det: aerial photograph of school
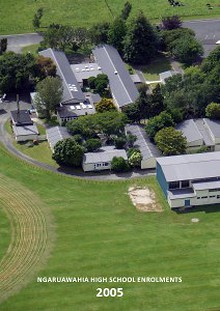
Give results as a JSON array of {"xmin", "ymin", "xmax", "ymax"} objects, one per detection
[{"xmin": 1, "ymin": 0, "xmax": 220, "ymax": 310}]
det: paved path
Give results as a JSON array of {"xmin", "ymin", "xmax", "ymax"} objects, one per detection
[
  {"xmin": 183, "ymin": 19, "xmax": 220, "ymax": 57},
  {"xmin": 0, "ymin": 33, "xmax": 43, "ymax": 53}
]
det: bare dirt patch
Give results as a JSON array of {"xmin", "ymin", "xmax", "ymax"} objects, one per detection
[{"xmin": 128, "ymin": 186, "xmax": 162, "ymax": 212}]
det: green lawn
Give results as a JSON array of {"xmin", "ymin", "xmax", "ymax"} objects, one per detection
[
  {"xmin": 0, "ymin": 207, "xmax": 11, "ymax": 262},
  {"xmin": 1, "ymin": 0, "xmax": 220, "ymax": 35},
  {"xmin": 21, "ymin": 43, "xmax": 40, "ymax": 55},
  {"xmin": 0, "ymin": 145, "xmax": 220, "ymax": 310},
  {"xmin": 136, "ymin": 56, "xmax": 172, "ymax": 81}
]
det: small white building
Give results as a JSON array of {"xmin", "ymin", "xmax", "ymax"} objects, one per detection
[
  {"xmin": 126, "ymin": 124, "xmax": 161, "ymax": 169},
  {"xmin": 46, "ymin": 126, "xmax": 71, "ymax": 151},
  {"xmin": 82, "ymin": 146, "xmax": 128, "ymax": 172}
]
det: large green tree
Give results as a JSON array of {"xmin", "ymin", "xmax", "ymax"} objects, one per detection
[
  {"xmin": 145, "ymin": 111, "xmax": 175, "ymax": 140},
  {"xmin": 155, "ymin": 127, "xmax": 187, "ymax": 156},
  {"xmin": 53, "ymin": 138, "xmax": 84, "ymax": 167},
  {"xmin": 35, "ymin": 76, "xmax": 63, "ymax": 120},
  {"xmin": 0, "ymin": 52, "xmax": 35, "ymax": 93},
  {"xmin": 205, "ymin": 102, "xmax": 220, "ymax": 119},
  {"xmin": 95, "ymin": 98, "xmax": 116, "ymax": 113},
  {"xmin": 123, "ymin": 11, "xmax": 158, "ymax": 64},
  {"xmin": 108, "ymin": 17, "xmax": 126, "ymax": 54}
]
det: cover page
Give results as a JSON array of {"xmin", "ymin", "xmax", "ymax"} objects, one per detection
[{"xmin": 0, "ymin": 1, "xmax": 220, "ymax": 310}]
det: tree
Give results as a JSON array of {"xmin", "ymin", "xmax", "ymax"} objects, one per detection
[
  {"xmin": 161, "ymin": 15, "xmax": 182, "ymax": 30},
  {"xmin": 88, "ymin": 74, "xmax": 109, "ymax": 96},
  {"xmin": 94, "ymin": 74, "xmax": 109, "ymax": 96},
  {"xmin": 145, "ymin": 111, "xmax": 175, "ymax": 140},
  {"xmin": 202, "ymin": 46, "xmax": 220, "ymax": 72},
  {"xmin": 128, "ymin": 150, "xmax": 142, "ymax": 168},
  {"xmin": 34, "ymin": 55, "xmax": 56, "ymax": 80},
  {"xmin": 0, "ymin": 52, "xmax": 36, "ymax": 94},
  {"xmin": 171, "ymin": 36, "xmax": 203, "ymax": 65},
  {"xmin": 84, "ymin": 138, "xmax": 102, "ymax": 152},
  {"xmin": 123, "ymin": 11, "xmax": 158, "ymax": 64},
  {"xmin": 0, "ymin": 38, "xmax": 7, "ymax": 54},
  {"xmin": 108, "ymin": 17, "xmax": 126, "ymax": 54},
  {"xmin": 155, "ymin": 127, "xmax": 187, "ymax": 156},
  {"xmin": 161, "ymin": 28, "xmax": 195, "ymax": 52},
  {"xmin": 95, "ymin": 98, "xmax": 116, "ymax": 113},
  {"xmin": 32, "ymin": 7, "xmax": 44, "ymax": 29},
  {"xmin": 111, "ymin": 156, "xmax": 130, "ymax": 172},
  {"xmin": 53, "ymin": 138, "xmax": 84, "ymax": 167},
  {"xmin": 205, "ymin": 102, "xmax": 220, "ymax": 119},
  {"xmin": 114, "ymin": 136, "xmax": 127, "ymax": 149},
  {"xmin": 89, "ymin": 22, "xmax": 110, "ymax": 45},
  {"xmin": 41, "ymin": 24, "xmax": 89, "ymax": 52},
  {"xmin": 120, "ymin": 1, "xmax": 132, "ymax": 20},
  {"xmin": 35, "ymin": 76, "xmax": 63, "ymax": 120},
  {"xmin": 122, "ymin": 103, "xmax": 141, "ymax": 123}
]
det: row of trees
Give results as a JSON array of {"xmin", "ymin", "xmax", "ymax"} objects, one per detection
[{"xmin": 0, "ymin": 52, "xmax": 56, "ymax": 95}]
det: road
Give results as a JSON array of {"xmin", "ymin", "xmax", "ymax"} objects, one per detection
[
  {"xmin": 183, "ymin": 19, "xmax": 220, "ymax": 57},
  {"xmin": 0, "ymin": 33, "xmax": 43, "ymax": 53}
]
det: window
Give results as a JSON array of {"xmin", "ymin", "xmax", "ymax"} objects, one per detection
[
  {"xmin": 201, "ymin": 196, "xmax": 208, "ymax": 199},
  {"xmin": 209, "ymin": 188, "xmax": 220, "ymax": 192},
  {"xmin": 169, "ymin": 181, "xmax": 180, "ymax": 190},
  {"xmin": 197, "ymin": 197, "xmax": 200, "ymax": 199},
  {"xmin": 181, "ymin": 180, "xmax": 189, "ymax": 188},
  {"xmin": 97, "ymin": 163, "xmax": 102, "ymax": 167},
  {"xmin": 209, "ymin": 195, "xmax": 216, "ymax": 198},
  {"xmin": 104, "ymin": 162, "xmax": 109, "ymax": 166},
  {"xmin": 217, "ymin": 195, "xmax": 220, "ymax": 199}
]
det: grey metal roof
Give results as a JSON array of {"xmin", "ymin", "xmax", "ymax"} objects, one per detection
[
  {"xmin": 203, "ymin": 118, "xmax": 220, "ymax": 139},
  {"xmin": 157, "ymin": 151, "xmax": 220, "ymax": 182},
  {"xmin": 10, "ymin": 110, "xmax": 33, "ymax": 126},
  {"xmin": 176, "ymin": 119, "xmax": 203, "ymax": 143},
  {"xmin": 39, "ymin": 49, "xmax": 85, "ymax": 103},
  {"xmin": 126, "ymin": 124, "xmax": 160, "ymax": 161},
  {"xmin": 57, "ymin": 100, "xmax": 96, "ymax": 118},
  {"xmin": 46, "ymin": 126, "xmax": 71, "ymax": 150},
  {"xmin": 83, "ymin": 146, "xmax": 127, "ymax": 164},
  {"xmin": 192, "ymin": 180, "xmax": 220, "ymax": 191},
  {"xmin": 93, "ymin": 45, "xmax": 139, "ymax": 108},
  {"xmin": 194, "ymin": 119, "xmax": 214, "ymax": 146},
  {"xmin": 13, "ymin": 124, "xmax": 38, "ymax": 136},
  {"xmin": 130, "ymin": 74, "xmax": 142, "ymax": 84},
  {"xmin": 70, "ymin": 63, "xmax": 102, "ymax": 83},
  {"xmin": 168, "ymin": 188, "xmax": 196, "ymax": 199}
]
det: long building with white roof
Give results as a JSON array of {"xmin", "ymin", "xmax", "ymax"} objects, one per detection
[{"xmin": 156, "ymin": 151, "xmax": 220, "ymax": 209}]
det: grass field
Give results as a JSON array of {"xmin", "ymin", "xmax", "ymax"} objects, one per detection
[
  {"xmin": 0, "ymin": 144, "xmax": 220, "ymax": 310},
  {"xmin": 0, "ymin": 208, "xmax": 10, "ymax": 262},
  {"xmin": 135, "ymin": 56, "xmax": 172, "ymax": 81},
  {"xmin": 1, "ymin": 0, "xmax": 220, "ymax": 35}
]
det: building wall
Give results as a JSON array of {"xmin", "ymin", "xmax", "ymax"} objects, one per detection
[
  {"xmin": 15, "ymin": 134, "xmax": 38, "ymax": 142},
  {"xmin": 82, "ymin": 161, "xmax": 111, "ymax": 172},
  {"xmin": 168, "ymin": 188, "xmax": 220, "ymax": 208},
  {"xmin": 187, "ymin": 139, "xmax": 203, "ymax": 148},
  {"xmin": 215, "ymin": 144, "xmax": 220, "ymax": 151},
  {"xmin": 141, "ymin": 157, "xmax": 156, "ymax": 169},
  {"xmin": 156, "ymin": 163, "xmax": 168, "ymax": 198}
]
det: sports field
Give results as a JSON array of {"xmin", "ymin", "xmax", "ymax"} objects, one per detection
[
  {"xmin": 1, "ymin": 0, "xmax": 220, "ymax": 34},
  {"xmin": 0, "ymin": 144, "xmax": 220, "ymax": 310}
]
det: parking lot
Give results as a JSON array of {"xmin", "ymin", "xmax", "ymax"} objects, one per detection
[{"xmin": 183, "ymin": 19, "xmax": 220, "ymax": 57}]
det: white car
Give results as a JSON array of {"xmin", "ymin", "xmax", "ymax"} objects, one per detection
[{"xmin": 216, "ymin": 40, "xmax": 220, "ymax": 45}]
